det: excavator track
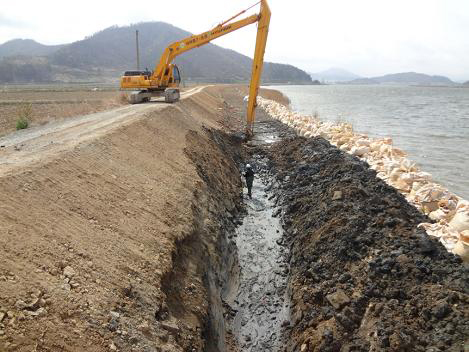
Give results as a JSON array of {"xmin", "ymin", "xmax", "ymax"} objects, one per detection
[{"xmin": 129, "ymin": 89, "xmax": 180, "ymax": 104}]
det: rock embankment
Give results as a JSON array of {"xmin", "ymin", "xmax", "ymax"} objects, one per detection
[
  {"xmin": 256, "ymin": 97, "xmax": 469, "ymax": 260},
  {"xmin": 265, "ymin": 136, "xmax": 468, "ymax": 351}
]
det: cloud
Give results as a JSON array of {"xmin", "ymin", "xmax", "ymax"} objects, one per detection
[
  {"xmin": 0, "ymin": 0, "xmax": 468, "ymax": 80},
  {"xmin": 0, "ymin": 14, "xmax": 30, "ymax": 28}
]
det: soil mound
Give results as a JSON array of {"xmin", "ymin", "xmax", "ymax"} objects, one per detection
[{"xmin": 266, "ymin": 136, "xmax": 468, "ymax": 351}]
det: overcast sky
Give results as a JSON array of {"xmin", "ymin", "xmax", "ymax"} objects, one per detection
[{"xmin": 1, "ymin": 0, "xmax": 468, "ymax": 81}]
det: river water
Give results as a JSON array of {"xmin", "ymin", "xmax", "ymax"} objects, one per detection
[{"xmin": 270, "ymin": 85, "xmax": 469, "ymax": 200}]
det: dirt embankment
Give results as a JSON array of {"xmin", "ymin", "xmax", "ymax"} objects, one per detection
[
  {"xmin": 0, "ymin": 86, "xmax": 249, "ymax": 351},
  {"xmin": 264, "ymin": 136, "xmax": 468, "ymax": 351}
]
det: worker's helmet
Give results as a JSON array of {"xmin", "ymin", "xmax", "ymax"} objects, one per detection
[{"xmin": 246, "ymin": 164, "xmax": 252, "ymax": 169}]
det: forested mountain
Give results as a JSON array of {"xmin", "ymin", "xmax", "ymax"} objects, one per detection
[
  {"xmin": 0, "ymin": 22, "xmax": 311, "ymax": 84},
  {"xmin": 0, "ymin": 39, "xmax": 64, "ymax": 58}
]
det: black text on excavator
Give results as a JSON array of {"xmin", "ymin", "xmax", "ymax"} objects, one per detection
[{"xmin": 119, "ymin": 1, "xmax": 271, "ymax": 135}]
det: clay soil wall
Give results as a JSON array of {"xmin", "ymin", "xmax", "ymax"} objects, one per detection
[{"xmin": 0, "ymin": 86, "xmax": 245, "ymax": 351}]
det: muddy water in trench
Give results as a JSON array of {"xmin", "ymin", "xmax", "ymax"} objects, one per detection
[{"xmin": 231, "ymin": 121, "xmax": 290, "ymax": 351}]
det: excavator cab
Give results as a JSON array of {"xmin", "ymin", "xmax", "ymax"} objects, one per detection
[
  {"xmin": 120, "ymin": 71, "xmax": 153, "ymax": 89},
  {"xmin": 120, "ymin": 64, "xmax": 181, "ymax": 104},
  {"xmin": 165, "ymin": 65, "xmax": 181, "ymax": 86},
  {"xmin": 171, "ymin": 65, "xmax": 181, "ymax": 85}
]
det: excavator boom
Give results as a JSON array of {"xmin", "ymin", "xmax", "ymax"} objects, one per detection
[
  {"xmin": 153, "ymin": 13, "xmax": 259, "ymax": 83},
  {"xmin": 246, "ymin": 0, "xmax": 271, "ymax": 135},
  {"xmin": 120, "ymin": 1, "xmax": 271, "ymax": 135}
]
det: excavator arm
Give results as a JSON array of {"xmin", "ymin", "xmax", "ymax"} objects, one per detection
[{"xmin": 153, "ymin": 14, "xmax": 259, "ymax": 84}]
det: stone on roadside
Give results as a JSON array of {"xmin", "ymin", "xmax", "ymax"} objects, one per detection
[
  {"xmin": 36, "ymin": 307, "xmax": 47, "ymax": 316},
  {"xmin": 15, "ymin": 300, "xmax": 27, "ymax": 310},
  {"xmin": 332, "ymin": 190, "xmax": 343, "ymax": 200},
  {"xmin": 108, "ymin": 318, "xmax": 118, "ymax": 332},
  {"xmin": 138, "ymin": 321, "xmax": 151, "ymax": 335},
  {"xmin": 432, "ymin": 301, "xmax": 451, "ymax": 319},
  {"xmin": 160, "ymin": 320, "xmax": 179, "ymax": 334},
  {"xmin": 326, "ymin": 289, "xmax": 350, "ymax": 310},
  {"xmin": 28, "ymin": 297, "xmax": 41, "ymax": 310},
  {"xmin": 63, "ymin": 266, "xmax": 76, "ymax": 278},
  {"xmin": 110, "ymin": 311, "xmax": 120, "ymax": 319},
  {"xmin": 27, "ymin": 307, "xmax": 47, "ymax": 317}
]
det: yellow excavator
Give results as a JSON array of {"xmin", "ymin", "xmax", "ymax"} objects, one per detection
[{"xmin": 120, "ymin": 0, "xmax": 271, "ymax": 135}]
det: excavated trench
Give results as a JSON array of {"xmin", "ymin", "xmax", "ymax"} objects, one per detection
[
  {"xmin": 230, "ymin": 166, "xmax": 289, "ymax": 350},
  {"xmin": 226, "ymin": 121, "xmax": 293, "ymax": 351},
  {"xmin": 158, "ymin": 104, "xmax": 467, "ymax": 352},
  {"xmin": 158, "ymin": 120, "xmax": 295, "ymax": 351},
  {"xmin": 196, "ymin": 121, "xmax": 294, "ymax": 351}
]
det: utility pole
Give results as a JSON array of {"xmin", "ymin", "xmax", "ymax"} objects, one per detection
[{"xmin": 136, "ymin": 30, "xmax": 140, "ymax": 71}]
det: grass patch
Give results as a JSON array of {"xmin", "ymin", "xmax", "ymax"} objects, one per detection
[
  {"xmin": 16, "ymin": 118, "xmax": 29, "ymax": 130},
  {"xmin": 16, "ymin": 103, "xmax": 32, "ymax": 130}
]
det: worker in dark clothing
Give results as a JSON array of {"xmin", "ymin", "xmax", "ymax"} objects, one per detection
[{"xmin": 243, "ymin": 164, "xmax": 255, "ymax": 198}]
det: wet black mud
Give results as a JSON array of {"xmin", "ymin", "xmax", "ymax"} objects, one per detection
[
  {"xmin": 264, "ymin": 136, "xmax": 469, "ymax": 352},
  {"xmin": 226, "ymin": 120, "xmax": 294, "ymax": 351},
  {"xmin": 231, "ymin": 163, "xmax": 289, "ymax": 350}
]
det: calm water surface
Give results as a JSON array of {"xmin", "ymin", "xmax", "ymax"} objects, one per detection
[{"xmin": 271, "ymin": 85, "xmax": 469, "ymax": 199}]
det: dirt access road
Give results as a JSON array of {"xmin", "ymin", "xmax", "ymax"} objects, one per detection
[
  {"xmin": 0, "ymin": 86, "xmax": 207, "ymax": 176},
  {"xmin": 0, "ymin": 90, "xmax": 128, "ymax": 138}
]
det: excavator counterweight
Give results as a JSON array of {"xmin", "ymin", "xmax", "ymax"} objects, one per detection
[{"xmin": 119, "ymin": 1, "xmax": 270, "ymax": 135}]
